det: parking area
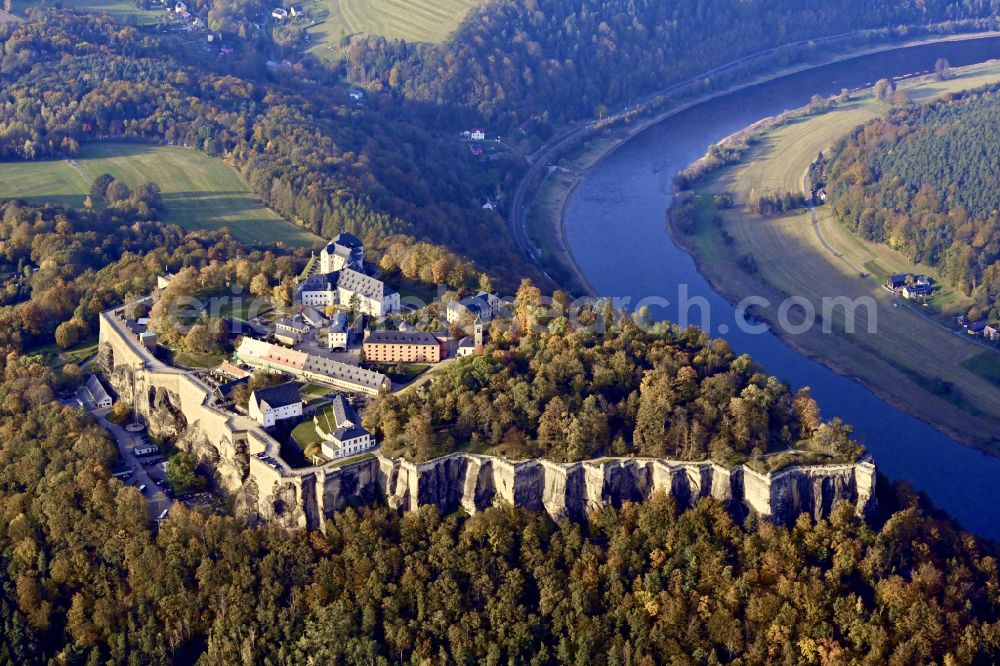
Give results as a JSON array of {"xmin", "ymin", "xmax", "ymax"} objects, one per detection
[{"xmin": 95, "ymin": 409, "xmax": 174, "ymax": 521}]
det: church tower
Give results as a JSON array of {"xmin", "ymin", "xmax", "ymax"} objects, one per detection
[{"xmin": 473, "ymin": 315, "xmax": 484, "ymax": 354}]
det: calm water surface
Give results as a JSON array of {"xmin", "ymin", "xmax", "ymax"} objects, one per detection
[{"xmin": 565, "ymin": 37, "xmax": 1000, "ymax": 538}]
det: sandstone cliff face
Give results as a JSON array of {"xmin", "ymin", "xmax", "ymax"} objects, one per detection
[{"xmin": 357, "ymin": 454, "xmax": 875, "ymax": 527}]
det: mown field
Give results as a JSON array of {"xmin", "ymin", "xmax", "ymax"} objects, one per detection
[
  {"xmin": 0, "ymin": 143, "xmax": 320, "ymax": 247},
  {"xmin": 307, "ymin": 0, "xmax": 483, "ymax": 54},
  {"xmin": 688, "ymin": 61, "xmax": 1000, "ymax": 449},
  {"xmin": 20, "ymin": 0, "xmax": 160, "ymax": 22}
]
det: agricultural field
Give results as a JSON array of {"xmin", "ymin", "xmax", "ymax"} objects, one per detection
[
  {"xmin": 0, "ymin": 143, "xmax": 321, "ymax": 247},
  {"xmin": 19, "ymin": 0, "xmax": 161, "ymax": 23},
  {"xmin": 306, "ymin": 0, "xmax": 484, "ymax": 56},
  {"xmin": 685, "ymin": 61, "xmax": 1000, "ymax": 450}
]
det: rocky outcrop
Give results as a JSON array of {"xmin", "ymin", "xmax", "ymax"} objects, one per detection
[
  {"xmin": 99, "ymin": 311, "xmax": 877, "ymax": 532},
  {"xmin": 362, "ymin": 454, "xmax": 876, "ymax": 527}
]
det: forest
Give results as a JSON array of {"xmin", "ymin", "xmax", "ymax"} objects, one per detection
[
  {"xmin": 0, "ymin": 12, "xmax": 535, "ymax": 286},
  {"xmin": 344, "ymin": 0, "xmax": 998, "ymax": 129},
  {"xmin": 1, "ymin": 350, "xmax": 999, "ymax": 663},
  {"xmin": 826, "ymin": 84, "xmax": 1000, "ymax": 319},
  {"xmin": 6, "ymin": 3, "xmax": 1000, "ymax": 663},
  {"xmin": 366, "ymin": 281, "xmax": 860, "ymax": 465}
]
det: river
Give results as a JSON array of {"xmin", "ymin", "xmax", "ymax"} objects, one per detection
[{"xmin": 563, "ymin": 36, "xmax": 1000, "ymax": 539}]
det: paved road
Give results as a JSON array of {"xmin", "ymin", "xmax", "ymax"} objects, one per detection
[{"xmin": 94, "ymin": 408, "xmax": 174, "ymax": 521}]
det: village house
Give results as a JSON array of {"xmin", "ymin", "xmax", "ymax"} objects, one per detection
[
  {"xmin": 337, "ymin": 269, "xmax": 399, "ymax": 317},
  {"xmin": 300, "ymin": 270, "xmax": 399, "ymax": 317},
  {"xmin": 249, "ymin": 382, "xmax": 302, "ymax": 428},
  {"xmin": 298, "ymin": 271, "xmax": 339, "ymax": 308},
  {"xmin": 469, "ymin": 129, "xmax": 486, "ymax": 141},
  {"xmin": 984, "ymin": 324, "xmax": 1000, "ymax": 342},
  {"xmin": 968, "ymin": 320, "xmax": 988, "ymax": 336},
  {"xmin": 271, "ymin": 7, "xmax": 288, "ymax": 19},
  {"xmin": 456, "ymin": 337, "xmax": 476, "ymax": 357},
  {"xmin": 217, "ymin": 360, "xmax": 250, "ymax": 380},
  {"xmin": 363, "ymin": 330, "xmax": 444, "ymax": 364},
  {"xmin": 902, "ymin": 282, "xmax": 932, "ymax": 300},
  {"xmin": 457, "ymin": 316, "xmax": 486, "ymax": 357},
  {"xmin": 318, "ymin": 395, "xmax": 374, "ymax": 459},
  {"xmin": 884, "ymin": 273, "xmax": 930, "ymax": 295}
]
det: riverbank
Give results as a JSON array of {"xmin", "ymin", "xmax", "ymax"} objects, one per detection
[
  {"xmin": 527, "ymin": 29, "xmax": 1000, "ymax": 296},
  {"xmin": 665, "ymin": 62, "xmax": 1000, "ymax": 453}
]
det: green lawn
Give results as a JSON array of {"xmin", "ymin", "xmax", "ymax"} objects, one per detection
[
  {"xmin": 307, "ymin": 0, "xmax": 484, "ymax": 57},
  {"xmin": 292, "ymin": 419, "xmax": 322, "ymax": 448},
  {"xmin": 313, "ymin": 403, "xmax": 343, "ymax": 435},
  {"xmin": 326, "ymin": 451, "xmax": 375, "ymax": 468},
  {"xmin": 0, "ymin": 143, "xmax": 321, "ymax": 247},
  {"xmin": 300, "ymin": 384, "xmax": 332, "ymax": 405}
]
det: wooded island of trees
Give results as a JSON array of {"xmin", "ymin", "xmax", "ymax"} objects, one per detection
[{"xmin": 368, "ymin": 282, "xmax": 860, "ymax": 466}]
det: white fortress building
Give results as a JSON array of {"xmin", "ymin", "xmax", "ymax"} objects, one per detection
[
  {"xmin": 300, "ymin": 233, "xmax": 399, "ymax": 317},
  {"xmin": 249, "ymin": 382, "xmax": 302, "ymax": 427},
  {"xmin": 320, "ymin": 232, "xmax": 364, "ymax": 273},
  {"xmin": 317, "ymin": 394, "xmax": 374, "ymax": 459}
]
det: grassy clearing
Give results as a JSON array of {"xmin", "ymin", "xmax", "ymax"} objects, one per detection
[
  {"xmin": 386, "ymin": 363, "xmax": 429, "ymax": 384},
  {"xmin": 171, "ymin": 350, "xmax": 226, "ymax": 369},
  {"xmin": 306, "ymin": 0, "xmax": 484, "ymax": 57},
  {"xmin": 0, "ymin": 143, "xmax": 321, "ymax": 247},
  {"xmin": 26, "ymin": 335, "xmax": 98, "ymax": 368},
  {"xmin": 686, "ymin": 61, "xmax": 1000, "ymax": 449}
]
